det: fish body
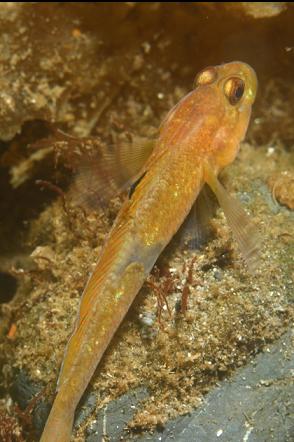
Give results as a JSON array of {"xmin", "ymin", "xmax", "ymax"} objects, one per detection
[{"xmin": 40, "ymin": 62, "xmax": 258, "ymax": 441}]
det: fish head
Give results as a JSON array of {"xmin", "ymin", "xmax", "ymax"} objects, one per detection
[
  {"xmin": 193, "ymin": 61, "xmax": 258, "ymax": 169},
  {"xmin": 194, "ymin": 61, "xmax": 257, "ymax": 110}
]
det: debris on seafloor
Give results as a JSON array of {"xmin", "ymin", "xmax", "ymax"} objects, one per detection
[
  {"xmin": 0, "ymin": 3, "xmax": 293, "ymax": 442},
  {"xmin": 268, "ymin": 171, "xmax": 294, "ymax": 210}
]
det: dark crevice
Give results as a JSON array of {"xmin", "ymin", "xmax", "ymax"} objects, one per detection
[
  {"xmin": 0, "ymin": 272, "xmax": 18, "ymax": 303},
  {"xmin": 0, "ymin": 119, "xmax": 70, "ymax": 256}
]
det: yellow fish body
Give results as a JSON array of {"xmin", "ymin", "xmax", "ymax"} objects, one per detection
[{"xmin": 41, "ymin": 61, "xmax": 258, "ymax": 441}]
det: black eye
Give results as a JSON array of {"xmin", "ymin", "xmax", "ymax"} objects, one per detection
[{"xmin": 224, "ymin": 77, "xmax": 245, "ymax": 105}]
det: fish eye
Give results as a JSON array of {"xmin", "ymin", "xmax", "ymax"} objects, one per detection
[
  {"xmin": 194, "ymin": 67, "xmax": 218, "ymax": 87},
  {"xmin": 224, "ymin": 77, "xmax": 245, "ymax": 105}
]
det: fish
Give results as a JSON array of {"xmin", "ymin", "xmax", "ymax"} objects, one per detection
[{"xmin": 40, "ymin": 61, "xmax": 259, "ymax": 441}]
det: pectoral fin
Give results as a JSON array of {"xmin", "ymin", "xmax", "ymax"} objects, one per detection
[
  {"xmin": 204, "ymin": 164, "xmax": 260, "ymax": 271},
  {"xmin": 177, "ymin": 184, "xmax": 217, "ymax": 249},
  {"xmin": 70, "ymin": 136, "xmax": 155, "ymax": 208}
]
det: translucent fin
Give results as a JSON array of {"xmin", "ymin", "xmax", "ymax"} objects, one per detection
[
  {"xmin": 69, "ymin": 137, "xmax": 155, "ymax": 208},
  {"xmin": 205, "ymin": 165, "xmax": 261, "ymax": 271},
  {"xmin": 178, "ymin": 184, "xmax": 217, "ymax": 249}
]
